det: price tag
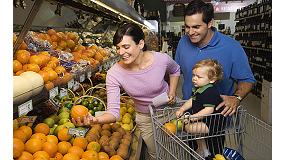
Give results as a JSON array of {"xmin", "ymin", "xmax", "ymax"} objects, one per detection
[
  {"xmin": 49, "ymin": 87, "xmax": 59, "ymax": 99},
  {"xmin": 68, "ymin": 128, "xmax": 88, "ymax": 137},
  {"xmin": 17, "ymin": 116, "xmax": 37, "ymax": 124},
  {"xmin": 79, "ymin": 74, "xmax": 85, "ymax": 82},
  {"xmin": 73, "ymin": 81, "xmax": 80, "ymax": 91},
  {"xmin": 68, "ymin": 79, "xmax": 75, "ymax": 89},
  {"xmin": 87, "ymin": 71, "xmax": 92, "ymax": 78},
  {"xmin": 18, "ymin": 100, "xmax": 33, "ymax": 117},
  {"xmin": 59, "ymin": 88, "xmax": 68, "ymax": 98}
]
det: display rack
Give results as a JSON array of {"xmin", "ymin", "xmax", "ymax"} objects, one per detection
[{"xmin": 234, "ymin": 0, "xmax": 272, "ymax": 98}]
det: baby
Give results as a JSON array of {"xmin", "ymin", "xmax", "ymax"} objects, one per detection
[{"xmin": 176, "ymin": 59, "xmax": 224, "ymax": 158}]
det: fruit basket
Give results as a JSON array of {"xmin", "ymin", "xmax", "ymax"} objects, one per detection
[{"xmin": 148, "ymin": 103, "xmax": 272, "ymax": 160}]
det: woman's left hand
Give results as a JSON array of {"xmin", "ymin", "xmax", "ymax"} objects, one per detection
[{"xmin": 167, "ymin": 93, "xmax": 176, "ymax": 104}]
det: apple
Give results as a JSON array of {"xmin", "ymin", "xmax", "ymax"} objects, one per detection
[{"xmin": 171, "ymin": 119, "xmax": 183, "ymax": 131}]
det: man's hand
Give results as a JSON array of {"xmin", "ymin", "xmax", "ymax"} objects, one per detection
[{"xmin": 216, "ymin": 95, "xmax": 240, "ymax": 116}]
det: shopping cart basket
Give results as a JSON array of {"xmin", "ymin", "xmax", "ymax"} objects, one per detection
[{"xmin": 149, "ymin": 102, "xmax": 272, "ymax": 160}]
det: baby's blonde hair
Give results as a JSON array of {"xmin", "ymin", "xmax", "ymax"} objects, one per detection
[{"xmin": 193, "ymin": 59, "xmax": 223, "ymax": 82}]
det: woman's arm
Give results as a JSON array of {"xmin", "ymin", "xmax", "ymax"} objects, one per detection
[{"xmin": 168, "ymin": 75, "xmax": 180, "ymax": 103}]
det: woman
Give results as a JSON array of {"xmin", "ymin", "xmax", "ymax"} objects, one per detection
[{"xmin": 73, "ymin": 22, "xmax": 180, "ymax": 160}]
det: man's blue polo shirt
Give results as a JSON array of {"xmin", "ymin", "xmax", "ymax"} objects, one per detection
[{"xmin": 175, "ymin": 28, "xmax": 256, "ymax": 99}]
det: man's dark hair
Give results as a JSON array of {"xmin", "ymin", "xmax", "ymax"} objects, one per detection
[{"xmin": 184, "ymin": 0, "xmax": 214, "ymax": 24}]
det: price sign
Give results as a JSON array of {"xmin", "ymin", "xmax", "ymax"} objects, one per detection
[
  {"xmin": 87, "ymin": 71, "xmax": 92, "ymax": 78},
  {"xmin": 79, "ymin": 74, "xmax": 85, "ymax": 82},
  {"xmin": 68, "ymin": 128, "xmax": 88, "ymax": 137},
  {"xmin": 49, "ymin": 87, "xmax": 59, "ymax": 99},
  {"xmin": 17, "ymin": 116, "xmax": 37, "ymax": 124},
  {"xmin": 73, "ymin": 81, "xmax": 80, "ymax": 91},
  {"xmin": 59, "ymin": 88, "xmax": 68, "ymax": 98},
  {"xmin": 18, "ymin": 100, "xmax": 33, "ymax": 117},
  {"xmin": 68, "ymin": 79, "xmax": 75, "ymax": 89}
]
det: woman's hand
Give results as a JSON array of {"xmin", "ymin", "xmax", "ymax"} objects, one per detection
[
  {"xmin": 167, "ymin": 92, "xmax": 176, "ymax": 105},
  {"xmin": 71, "ymin": 113, "xmax": 98, "ymax": 127}
]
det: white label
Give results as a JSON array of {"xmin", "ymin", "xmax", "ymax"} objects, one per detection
[
  {"xmin": 73, "ymin": 81, "xmax": 80, "ymax": 91},
  {"xmin": 59, "ymin": 88, "xmax": 68, "ymax": 98},
  {"xmin": 18, "ymin": 100, "xmax": 33, "ymax": 116},
  {"xmin": 68, "ymin": 128, "xmax": 88, "ymax": 137},
  {"xmin": 49, "ymin": 87, "xmax": 58, "ymax": 99},
  {"xmin": 79, "ymin": 74, "xmax": 85, "ymax": 82},
  {"xmin": 87, "ymin": 71, "xmax": 92, "ymax": 78},
  {"xmin": 68, "ymin": 79, "xmax": 75, "ymax": 89}
]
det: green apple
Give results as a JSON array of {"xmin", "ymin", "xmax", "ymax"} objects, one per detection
[
  {"xmin": 58, "ymin": 112, "xmax": 70, "ymax": 119},
  {"xmin": 58, "ymin": 118, "xmax": 71, "ymax": 125},
  {"xmin": 49, "ymin": 114, "xmax": 60, "ymax": 123},
  {"xmin": 64, "ymin": 122, "xmax": 75, "ymax": 128},
  {"xmin": 58, "ymin": 107, "xmax": 70, "ymax": 114},
  {"xmin": 171, "ymin": 119, "xmax": 183, "ymax": 131},
  {"xmin": 54, "ymin": 125, "xmax": 66, "ymax": 135},
  {"xmin": 43, "ymin": 117, "xmax": 55, "ymax": 128}
]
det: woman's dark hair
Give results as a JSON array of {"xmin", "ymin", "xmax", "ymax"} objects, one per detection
[
  {"xmin": 113, "ymin": 22, "xmax": 147, "ymax": 51},
  {"xmin": 184, "ymin": 0, "xmax": 214, "ymax": 24}
]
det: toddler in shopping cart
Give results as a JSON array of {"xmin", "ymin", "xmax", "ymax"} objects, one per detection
[{"xmin": 176, "ymin": 59, "xmax": 225, "ymax": 158}]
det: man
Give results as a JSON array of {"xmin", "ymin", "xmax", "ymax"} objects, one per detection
[
  {"xmin": 175, "ymin": 0, "xmax": 256, "ymax": 157},
  {"xmin": 175, "ymin": 0, "xmax": 256, "ymax": 116}
]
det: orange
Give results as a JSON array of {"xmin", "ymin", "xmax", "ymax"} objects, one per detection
[
  {"xmin": 87, "ymin": 141, "xmax": 101, "ymax": 152},
  {"xmin": 109, "ymin": 155, "xmax": 123, "ymax": 160},
  {"xmin": 24, "ymin": 138, "xmax": 42, "ymax": 154},
  {"xmin": 58, "ymin": 141, "xmax": 72, "ymax": 155},
  {"xmin": 33, "ymin": 150, "xmax": 50, "ymax": 160},
  {"xmin": 51, "ymin": 34, "xmax": 60, "ymax": 42},
  {"xmin": 82, "ymin": 150, "xmax": 99, "ymax": 160},
  {"xmin": 15, "ymin": 70, "xmax": 25, "ymax": 76},
  {"xmin": 18, "ymin": 151, "xmax": 34, "ymax": 160},
  {"xmin": 58, "ymin": 128, "xmax": 72, "ymax": 141},
  {"xmin": 70, "ymin": 105, "xmax": 89, "ymax": 121},
  {"xmin": 38, "ymin": 70, "xmax": 50, "ymax": 83},
  {"xmin": 46, "ymin": 135, "xmax": 58, "ymax": 144},
  {"xmin": 98, "ymin": 152, "xmax": 109, "ymax": 160},
  {"xmin": 42, "ymin": 141, "xmax": 58, "ymax": 157},
  {"xmin": 54, "ymin": 66, "xmax": 66, "ymax": 75},
  {"xmin": 67, "ymin": 32, "xmax": 78, "ymax": 41},
  {"xmin": 54, "ymin": 152, "xmax": 64, "ymax": 160},
  {"xmin": 25, "ymin": 63, "xmax": 41, "ymax": 72},
  {"xmin": 94, "ymin": 53, "xmax": 103, "ymax": 62},
  {"xmin": 13, "ymin": 129, "xmax": 27, "ymax": 143},
  {"xmin": 47, "ymin": 29, "xmax": 57, "ymax": 36},
  {"xmin": 68, "ymin": 146, "xmax": 84, "ymax": 158},
  {"xmin": 13, "ymin": 138, "xmax": 25, "ymax": 158},
  {"xmin": 34, "ymin": 123, "xmax": 50, "ymax": 135},
  {"xmin": 29, "ymin": 55, "xmax": 43, "ymax": 67},
  {"xmin": 72, "ymin": 137, "xmax": 88, "ymax": 150},
  {"xmin": 45, "ymin": 81, "xmax": 54, "ymax": 91},
  {"xmin": 164, "ymin": 122, "xmax": 176, "ymax": 134},
  {"xmin": 42, "ymin": 66, "xmax": 53, "ymax": 72},
  {"xmin": 67, "ymin": 39, "xmax": 76, "ymax": 49},
  {"xmin": 52, "ymin": 42, "xmax": 59, "ymax": 50},
  {"xmin": 19, "ymin": 125, "xmax": 33, "ymax": 140},
  {"xmin": 31, "ymin": 133, "xmax": 47, "ymax": 143},
  {"xmin": 16, "ymin": 50, "xmax": 31, "ymax": 64},
  {"xmin": 13, "ymin": 60, "xmax": 23, "ymax": 73},
  {"xmin": 50, "ymin": 56, "xmax": 60, "ymax": 65},
  {"xmin": 63, "ymin": 153, "xmax": 80, "ymax": 160},
  {"xmin": 46, "ymin": 61, "xmax": 58, "ymax": 69},
  {"xmin": 59, "ymin": 40, "xmax": 67, "ymax": 49},
  {"xmin": 48, "ymin": 70, "xmax": 59, "ymax": 81}
]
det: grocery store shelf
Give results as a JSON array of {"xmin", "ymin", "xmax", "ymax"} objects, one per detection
[
  {"xmin": 235, "ymin": 31, "xmax": 271, "ymax": 34},
  {"xmin": 235, "ymin": 10, "xmax": 271, "ymax": 21},
  {"xmin": 242, "ymin": 46, "xmax": 271, "ymax": 52}
]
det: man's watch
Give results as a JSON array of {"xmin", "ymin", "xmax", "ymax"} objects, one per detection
[{"xmin": 234, "ymin": 94, "xmax": 242, "ymax": 101}]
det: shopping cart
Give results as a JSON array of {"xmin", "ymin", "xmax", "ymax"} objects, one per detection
[{"xmin": 149, "ymin": 101, "xmax": 272, "ymax": 160}]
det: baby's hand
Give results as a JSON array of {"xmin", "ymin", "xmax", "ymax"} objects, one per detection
[{"xmin": 176, "ymin": 109, "xmax": 184, "ymax": 118}]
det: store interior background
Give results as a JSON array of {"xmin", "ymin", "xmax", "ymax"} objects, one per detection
[{"xmin": 13, "ymin": 0, "xmax": 272, "ymax": 124}]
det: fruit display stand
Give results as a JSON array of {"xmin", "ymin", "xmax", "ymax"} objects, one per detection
[{"xmin": 13, "ymin": 0, "xmax": 151, "ymax": 159}]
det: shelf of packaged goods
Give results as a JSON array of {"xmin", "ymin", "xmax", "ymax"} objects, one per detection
[
  {"xmin": 249, "ymin": 62, "xmax": 266, "ymax": 69},
  {"xmin": 242, "ymin": 46, "xmax": 271, "ymax": 52},
  {"xmin": 235, "ymin": 30, "xmax": 271, "ymax": 34},
  {"xmin": 235, "ymin": 10, "xmax": 271, "ymax": 21}
]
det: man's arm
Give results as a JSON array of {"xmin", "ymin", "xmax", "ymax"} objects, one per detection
[{"xmin": 216, "ymin": 82, "xmax": 254, "ymax": 116}]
